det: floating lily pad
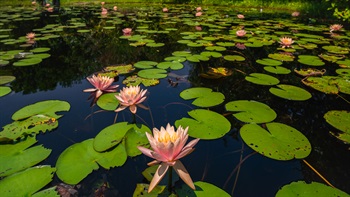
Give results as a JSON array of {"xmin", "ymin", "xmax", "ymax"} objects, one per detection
[
  {"xmin": 104, "ymin": 64, "xmax": 135, "ymax": 75},
  {"xmin": 324, "ymin": 110, "xmax": 350, "ymax": 143},
  {"xmin": 27, "ymin": 53, "xmax": 51, "ymax": 59},
  {"xmin": 32, "ymin": 186, "xmax": 59, "ymax": 197},
  {"xmin": 322, "ymin": 46, "xmax": 349, "ymax": 54},
  {"xmin": 180, "ymin": 87, "xmax": 225, "ymax": 107},
  {"xmin": 245, "ymin": 73, "xmax": 280, "ymax": 85},
  {"xmin": 164, "ymin": 56, "xmax": 187, "ymax": 62},
  {"xmin": 0, "ymin": 76, "xmax": 15, "ymax": 85},
  {"xmin": 224, "ymin": 55, "xmax": 245, "ymax": 61},
  {"xmin": 157, "ymin": 61, "xmax": 184, "ymax": 70},
  {"xmin": 56, "ymin": 139, "xmax": 127, "ymax": 184},
  {"xmin": 200, "ymin": 67, "xmax": 232, "ymax": 79},
  {"xmin": 134, "ymin": 61, "xmax": 157, "ymax": 69},
  {"xmin": 96, "ymin": 93, "xmax": 119, "ymax": 111},
  {"xmin": 0, "ymin": 60, "xmax": 9, "ymax": 66},
  {"xmin": 336, "ymin": 59, "xmax": 350, "ymax": 68},
  {"xmin": 205, "ymin": 46, "xmax": 226, "ymax": 51},
  {"xmin": 240, "ymin": 122, "xmax": 311, "ymax": 160},
  {"xmin": 301, "ymin": 76, "xmax": 338, "ymax": 94},
  {"xmin": 256, "ymin": 58, "xmax": 283, "ymax": 66},
  {"xmin": 336, "ymin": 68, "xmax": 350, "ymax": 76},
  {"xmin": 137, "ymin": 68, "xmax": 167, "ymax": 79},
  {"xmin": 264, "ymin": 66, "xmax": 291, "ymax": 74},
  {"xmin": 276, "ymin": 181, "xmax": 350, "ymax": 197},
  {"xmin": 13, "ymin": 58, "xmax": 42, "ymax": 66},
  {"xmin": 298, "ymin": 55, "xmax": 325, "ymax": 66},
  {"xmin": 200, "ymin": 51, "xmax": 222, "ymax": 58},
  {"xmin": 0, "ymin": 86, "xmax": 11, "ymax": 97},
  {"xmin": 0, "ymin": 166, "xmax": 56, "ymax": 196},
  {"xmin": 146, "ymin": 42, "xmax": 165, "ymax": 47},
  {"xmin": 175, "ymin": 109, "xmax": 231, "ymax": 139},
  {"xmin": 172, "ymin": 51, "xmax": 191, "ymax": 57},
  {"xmin": 268, "ymin": 53, "xmax": 294, "ymax": 61},
  {"xmin": 269, "ymin": 84, "xmax": 312, "ymax": 101},
  {"xmin": 176, "ymin": 181, "xmax": 230, "ymax": 197},
  {"xmin": 225, "ymin": 100, "xmax": 277, "ymax": 123},
  {"xmin": 294, "ymin": 68, "xmax": 326, "ymax": 77},
  {"xmin": 123, "ymin": 75, "xmax": 159, "ymax": 87},
  {"xmin": 30, "ymin": 47, "xmax": 51, "ymax": 53}
]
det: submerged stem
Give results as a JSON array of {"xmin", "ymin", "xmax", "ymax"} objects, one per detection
[
  {"xmin": 303, "ymin": 159, "xmax": 335, "ymax": 188},
  {"xmin": 168, "ymin": 166, "xmax": 173, "ymax": 193}
]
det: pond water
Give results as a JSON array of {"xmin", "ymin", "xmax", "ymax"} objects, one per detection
[{"xmin": 0, "ymin": 3, "xmax": 350, "ymax": 197}]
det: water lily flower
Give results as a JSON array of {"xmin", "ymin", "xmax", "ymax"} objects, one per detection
[
  {"xmin": 83, "ymin": 74, "xmax": 119, "ymax": 99},
  {"xmin": 31, "ymin": 1, "xmax": 36, "ymax": 5},
  {"xmin": 26, "ymin": 32, "xmax": 35, "ymax": 39},
  {"xmin": 279, "ymin": 37, "xmax": 294, "ymax": 48},
  {"xmin": 113, "ymin": 6, "xmax": 118, "ymax": 11},
  {"xmin": 45, "ymin": 3, "xmax": 50, "ymax": 7},
  {"xmin": 115, "ymin": 85, "xmax": 148, "ymax": 114},
  {"xmin": 196, "ymin": 7, "xmax": 202, "ymax": 11},
  {"xmin": 195, "ymin": 26, "xmax": 202, "ymax": 31},
  {"xmin": 195, "ymin": 12, "xmax": 202, "ymax": 17},
  {"xmin": 122, "ymin": 28, "xmax": 132, "ymax": 36},
  {"xmin": 236, "ymin": 30, "xmax": 246, "ymax": 37},
  {"xmin": 162, "ymin": 7, "xmax": 168, "ymax": 12},
  {"xmin": 330, "ymin": 24, "xmax": 342, "ymax": 32},
  {"xmin": 237, "ymin": 14, "xmax": 244, "ymax": 19},
  {"xmin": 101, "ymin": 2, "xmax": 105, "ymax": 6},
  {"xmin": 137, "ymin": 124, "xmax": 200, "ymax": 193},
  {"xmin": 101, "ymin": 8, "xmax": 108, "ymax": 15},
  {"xmin": 291, "ymin": 11, "xmax": 300, "ymax": 17},
  {"xmin": 47, "ymin": 7, "xmax": 54, "ymax": 12},
  {"xmin": 236, "ymin": 43, "xmax": 246, "ymax": 50}
]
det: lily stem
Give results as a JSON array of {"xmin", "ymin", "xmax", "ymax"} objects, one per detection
[
  {"xmin": 132, "ymin": 113, "xmax": 136, "ymax": 124},
  {"xmin": 168, "ymin": 166, "xmax": 173, "ymax": 193}
]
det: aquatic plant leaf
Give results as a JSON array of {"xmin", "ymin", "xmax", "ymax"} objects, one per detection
[
  {"xmin": 298, "ymin": 55, "xmax": 325, "ymax": 66},
  {"xmin": 294, "ymin": 68, "xmax": 326, "ymax": 77},
  {"xmin": 27, "ymin": 53, "xmax": 51, "ymax": 59},
  {"xmin": 0, "ymin": 60, "xmax": 10, "ymax": 66},
  {"xmin": 32, "ymin": 186, "xmax": 59, "ymax": 197},
  {"xmin": 256, "ymin": 58, "xmax": 282, "ymax": 66},
  {"xmin": 122, "ymin": 125, "xmax": 151, "ymax": 157},
  {"xmin": 12, "ymin": 100, "xmax": 70, "ymax": 120},
  {"xmin": 205, "ymin": 46, "xmax": 226, "ymax": 51},
  {"xmin": 30, "ymin": 47, "xmax": 50, "ymax": 53},
  {"xmin": 123, "ymin": 75, "xmax": 159, "ymax": 87},
  {"xmin": 0, "ymin": 165, "xmax": 55, "ymax": 196},
  {"xmin": 245, "ymin": 42, "xmax": 264, "ymax": 47},
  {"xmin": 264, "ymin": 66, "xmax": 291, "ymax": 74},
  {"xmin": 96, "ymin": 93, "xmax": 119, "ymax": 111},
  {"xmin": 301, "ymin": 76, "xmax": 338, "ymax": 94},
  {"xmin": 0, "ymin": 86, "xmax": 11, "ymax": 97},
  {"xmin": 0, "ymin": 76, "xmax": 15, "ymax": 85},
  {"xmin": 146, "ymin": 42, "xmax": 165, "ymax": 47},
  {"xmin": 200, "ymin": 67, "xmax": 232, "ymax": 79},
  {"xmin": 164, "ymin": 56, "xmax": 187, "ymax": 62},
  {"xmin": 176, "ymin": 181, "xmax": 230, "ymax": 197},
  {"xmin": 245, "ymin": 73, "xmax": 280, "ymax": 85},
  {"xmin": 105, "ymin": 64, "xmax": 135, "ymax": 75},
  {"xmin": 13, "ymin": 58, "xmax": 42, "ymax": 66},
  {"xmin": 268, "ymin": 53, "xmax": 294, "ymax": 61},
  {"xmin": 319, "ymin": 54, "xmax": 343, "ymax": 63},
  {"xmin": 180, "ymin": 87, "xmax": 225, "ymax": 107},
  {"xmin": 216, "ymin": 42, "xmax": 235, "ymax": 47},
  {"xmin": 224, "ymin": 55, "xmax": 245, "ymax": 61},
  {"xmin": 336, "ymin": 69, "xmax": 350, "ymax": 76},
  {"xmin": 200, "ymin": 51, "xmax": 222, "ymax": 58},
  {"xmin": 225, "ymin": 100, "xmax": 277, "ymax": 123},
  {"xmin": 336, "ymin": 59, "xmax": 350, "ymax": 68},
  {"xmin": 276, "ymin": 181, "xmax": 350, "ymax": 197},
  {"xmin": 0, "ymin": 142, "xmax": 51, "ymax": 177},
  {"xmin": 324, "ymin": 110, "xmax": 350, "ymax": 141},
  {"xmin": 56, "ymin": 139, "xmax": 127, "ymax": 184},
  {"xmin": 322, "ymin": 46, "xmax": 349, "ymax": 54},
  {"xmin": 269, "ymin": 84, "xmax": 312, "ymax": 101},
  {"xmin": 334, "ymin": 78, "xmax": 350, "ymax": 95},
  {"xmin": 240, "ymin": 123, "xmax": 311, "ymax": 160},
  {"xmin": 133, "ymin": 184, "xmax": 166, "ymax": 196},
  {"xmin": 157, "ymin": 61, "xmax": 184, "ymax": 70},
  {"xmin": 134, "ymin": 61, "xmax": 158, "ymax": 69},
  {"xmin": 137, "ymin": 68, "xmax": 167, "ymax": 79},
  {"xmin": 175, "ymin": 109, "xmax": 231, "ymax": 139},
  {"xmin": 172, "ymin": 51, "xmax": 191, "ymax": 57}
]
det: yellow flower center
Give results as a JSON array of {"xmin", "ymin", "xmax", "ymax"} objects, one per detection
[{"xmin": 158, "ymin": 132, "xmax": 178, "ymax": 143}]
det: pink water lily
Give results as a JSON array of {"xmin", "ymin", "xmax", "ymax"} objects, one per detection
[
  {"xmin": 237, "ymin": 14, "xmax": 244, "ymax": 19},
  {"xmin": 138, "ymin": 124, "xmax": 200, "ymax": 193},
  {"xmin": 196, "ymin": 7, "xmax": 202, "ymax": 11},
  {"xmin": 291, "ymin": 11, "xmax": 300, "ymax": 17},
  {"xmin": 122, "ymin": 28, "xmax": 132, "ymax": 36},
  {"xmin": 195, "ymin": 12, "xmax": 202, "ymax": 17},
  {"xmin": 83, "ymin": 74, "xmax": 119, "ymax": 98},
  {"xmin": 26, "ymin": 32, "xmax": 35, "ymax": 39},
  {"xmin": 113, "ymin": 6, "xmax": 118, "ymax": 11},
  {"xmin": 236, "ymin": 30, "xmax": 246, "ymax": 37},
  {"xmin": 330, "ymin": 24, "xmax": 342, "ymax": 32},
  {"xmin": 101, "ymin": 8, "xmax": 108, "ymax": 15},
  {"xmin": 115, "ymin": 85, "xmax": 148, "ymax": 114},
  {"xmin": 279, "ymin": 37, "xmax": 294, "ymax": 48},
  {"xmin": 162, "ymin": 7, "xmax": 168, "ymax": 12}
]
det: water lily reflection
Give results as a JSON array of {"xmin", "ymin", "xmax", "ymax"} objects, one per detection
[
  {"xmin": 138, "ymin": 124, "xmax": 200, "ymax": 193},
  {"xmin": 115, "ymin": 85, "xmax": 148, "ymax": 114},
  {"xmin": 83, "ymin": 74, "xmax": 119, "ymax": 99},
  {"xmin": 236, "ymin": 30, "xmax": 246, "ymax": 37}
]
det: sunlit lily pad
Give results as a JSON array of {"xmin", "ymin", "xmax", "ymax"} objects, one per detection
[
  {"xmin": 164, "ymin": 56, "xmax": 187, "ymax": 62},
  {"xmin": 123, "ymin": 75, "xmax": 159, "ymax": 87},
  {"xmin": 157, "ymin": 61, "xmax": 184, "ymax": 70},
  {"xmin": 240, "ymin": 122, "xmax": 311, "ymax": 160},
  {"xmin": 137, "ymin": 68, "xmax": 167, "ymax": 79},
  {"xmin": 225, "ymin": 100, "xmax": 277, "ymax": 123},
  {"xmin": 96, "ymin": 93, "xmax": 119, "ymax": 111},
  {"xmin": 322, "ymin": 46, "xmax": 349, "ymax": 54},
  {"xmin": 56, "ymin": 139, "xmax": 127, "ymax": 184},
  {"xmin": 172, "ymin": 51, "xmax": 191, "ymax": 57},
  {"xmin": 13, "ymin": 58, "xmax": 42, "ymax": 66},
  {"xmin": 301, "ymin": 76, "xmax": 338, "ymax": 94},
  {"xmin": 0, "ymin": 76, "xmax": 15, "ymax": 85},
  {"xmin": 0, "ymin": 86, "xmax": 11, "ymax": 97},
  {"xmin": 180, "ymin": 87, "xmax": 225, "ymax": 107},
  {"xmin": 134, "ymin": 61, "xmax": 158, "ymax": 69},
  {"xmin": 276, "ymin": 181, "xmax": 350, "ymax": 197},
  {"xmin": 200, "ymin": 67, "xmax": 232, "ymax": 79},
  {"xmin": 0, "ymin": 165, "xmax": 56, "ymax": 196},
  {"xmin": 256, "ymin": 58, "xmax": 283, "ymax": 66},
  {"xmin": 268, "ymin": 53, "xmax": 294, "ymax": 61},
  {"xmin": 0, "ymin": 60, "xmax": 9, "ymax": 66},
  {"xmin": 32, "ymin": 186, "xmax": 59, "ymax": 197},
  {"xmin": 245, "ymin": 73, "xmax": 280, "ymax": 85},
  {"xmin": 294, "ymin": 68, "xmax": 326, "ymax": 77},
  {"xmin": 336, "ymin": 59, "xmax": 350, "ymax": 68},
  {"xmin": 324, "ymin": 110, "xmax": 350, "ymax": 143},
  {"xmin": 175, "ymin": 109, "xmax": 231, "ymax": 139},
  {"xmin": 269, "ymin": 84, "xmax": 312, "ymax": 101},
  {"xmin": 104, "ymin": 64, "xmax": 135, "ymax": 75},
  {"xmin": 176, "ymin": 181, "xmax": 230, "ymax": 197},
  {"xmin": 224, "ymin": 55, "xmax": 245, "ymax": 61}
]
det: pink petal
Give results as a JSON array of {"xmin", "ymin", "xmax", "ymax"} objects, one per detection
[
  {"xmin": 137, "ymin": 146, "xmax": 156, "ymax": 159},
  {"xmin": 173, "ymin": 161, "xmax": 195, "ymax": 190},
  {"xmin": 137, "ymin": 103, "xmax": 149, "ymax": 110},
  {"xmin": 115, "ymin": 105, "xmax": 127, "ymax": 112},
  {"xmin": 148, "ymin": 163, "xmax": 169, "ymax": 193},
  {"xmin": 150, "ymin": 151, "xmax": 168, "ymax": 163},
  {"xmin": 129, "ymin": 105, "xmax": 137, "ymax": 114},
  {"xmin": 83, "ymin": 88, "xmax": 97, "ymax": 92}
]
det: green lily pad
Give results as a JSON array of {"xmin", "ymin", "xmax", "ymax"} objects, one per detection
[
  {"xmin": 0, "ymin": 86, "xmax": 11, "ymax": 97},
  {"xmin": 245, "ymin": 73, "xmax": 280, "ymax": 85},
  {"xmin": 298, "ymin": 55, "xmax": 325, "ymax": 66},
  {"xmin": 0, "ymin": 60, "xmax": 10, "ymax": 66},
  {"xmin": 30, "ymin": 47, "xmax": 51, "ymax": 53},
  {"xmin": 13, "ymin": 58, "xmax": 42, "ymax": 66},
  {"xmin": 324, "ymin": 110, "xmax": 350, "ymax": 143},
  {"xmin": 240, "ymin": 122, "xmax": 311, "ymax": 160},
  {"xmin": 146, "ymin": 42, "xmax": 165, "ymax": 47},
  {"xmin": 56, "ymin": 139, "xmax": 127, "ymax": 184},
  {"xmin": 104, "ymin": 64, "xmax": 135, "ymax": 75},
  {"xmin": 216, "ymin": 42, "xmax": 235, "ymax": 47},
  {"xmin": 134, "ymin": 61, "xmax": 158, "ymax": 69},
  {"xmin": 180, "ymin": 87, "xmax": 225, "ymax": 107},
  {"xmin": 176, "ymin": 181, "xmax": 230, "ymax": 197},
  {"xmin": 157, "ymin": 61, "xmax": 184, "ymax": 70},
  {"xmin": 256, "ymin": 58, "xmax": 283, "ymax": 66},
  {"xmin": 264, "ymin": 66, "xmax": 291, "ymax": 74},
  {"xmin": 0, "ymin": 166, "xmax": 55, "ymax": 196},
  {"xmin": 133, "ymin": 184, "xmax": 166, "ymax": 196},
  {"xmin": 32, "ymin": 187, "xmax": 59, "ymax": 197},
  {"xmin": 336, "ymin": 59, "xmax": 350, "ymax": 68},
  {"xmin": 175, "ymin": 109, "xmax": 231, "ymax": 139},
  {"xmin": 224, "ymin": 55, "xmax": 245, "ymax": 61},
  {"xmin": 137, "ymin": 68, "xmax": 167, "ymax": 79},
  {"xmin": 172, "ymin": 51, "xmax": 191, "ymax": 57},
  {"xmin": 96, "ymin": 93, "xmax": 119, "ymax": 111},
  {"xmin": 123, "ymin": 75, "xmax": 159, "ymax": 87},
  {"xmin": 27, "ymin": 53, "xmax": 51, "ymax": 59},
  {"xmin": 205, "ymin": 46, "xmax": 226, "ymax": 51},
  {"xmin": 276, "ymin": 181, "xmax": 350, "ymax": 197},
  {"xmin": 123, "ymin": 125, "xmax": 151, "ymax": 157},
  {"xmin": 225, "ymin": 100, "xmax": 277, "ymax": 123},
  {"xmin": 269, "ymin": 84, "xmax": 312, "ymax": 101},
  {"xmin": 322, "ymin": 46, "xmax": 349, "ymax": 54},
  {"xmin": 0, "ymin": 76, "xmax": 15, "ymax": 85},
  {"xmin": 200, "ymin": 51, "xmax": 222, "ymax": 58},
  {"xmin": 334, "ymin": 77, "xmax": 350, "ymax": 94},
  {"xmin": 336, "ymin": 68, "xmax": 350, "ymax": 76},
  {"xmin": 301, "ymin": 76, "xmax": 338, "ymax": 94},
  {"xmin": 164, "ymin": 56, "xmax": 187, "ymax": 62},
  {"xmin": 268, "ymin": 53, "xmax": 294, "ymax": 61},
  {"xmin": 0, "ymin": 139, "xmax": 51, "ymax": 177}
]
